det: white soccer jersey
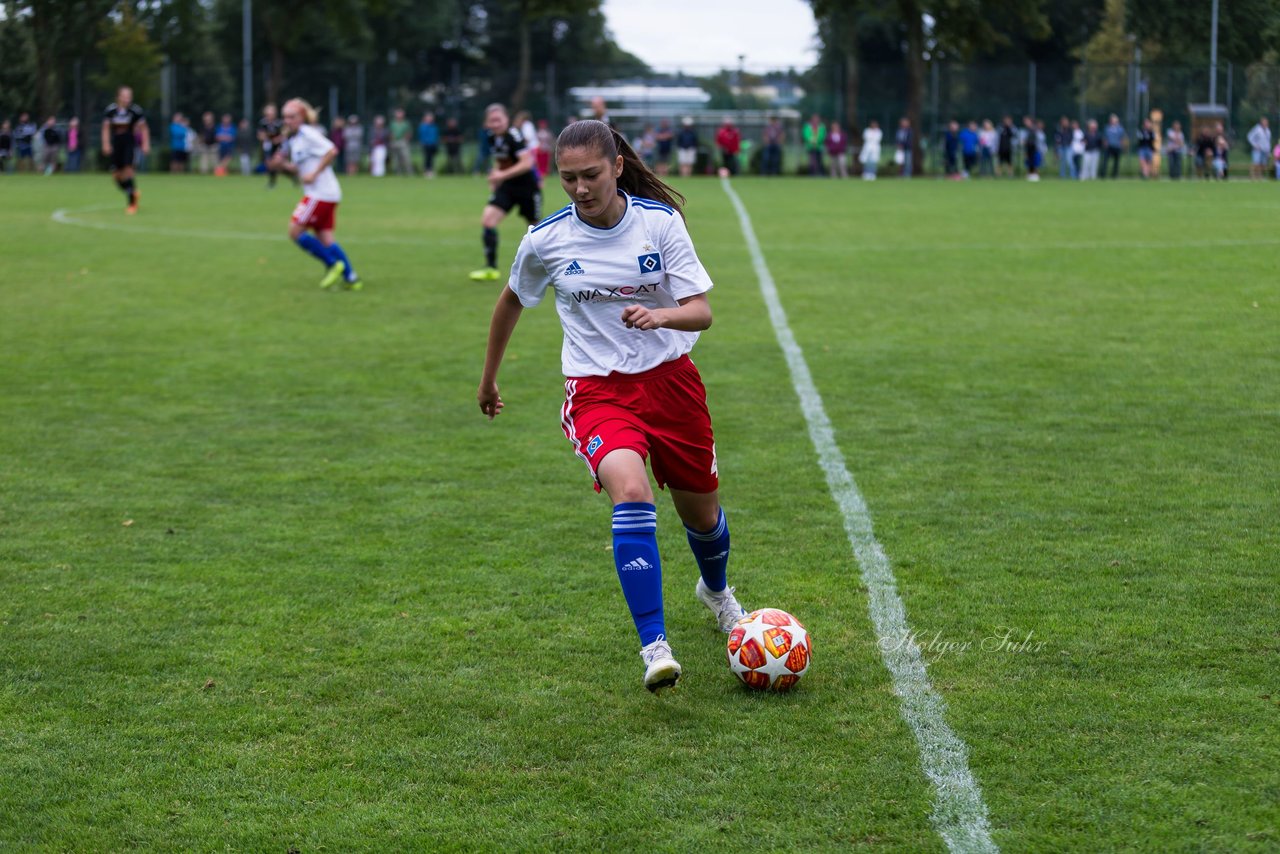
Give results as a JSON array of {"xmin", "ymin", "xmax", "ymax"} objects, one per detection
[
  {"xmin": 508, "ymin": 192, "xmax": 714, "ymax": 377},
  {"xmin": 289, "ymin": 124, "xmax": 341, "ymax": 202}
]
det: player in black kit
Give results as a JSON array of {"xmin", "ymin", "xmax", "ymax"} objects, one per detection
[
  {"xmin": 101, "ymin": 86, "xmax": 150, "ymax": 214},
  {"xmin": 258, "ymin": 103, "xmax": 291, "ymax": 188},
  {"xmin": 469, "ymin": 103, "xmax": 540, "ymax": 281}
]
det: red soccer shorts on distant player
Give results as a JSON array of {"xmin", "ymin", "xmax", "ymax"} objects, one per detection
[{"xmin": 561, "ymin": 354, "xmax": 719, "ymax": 494}]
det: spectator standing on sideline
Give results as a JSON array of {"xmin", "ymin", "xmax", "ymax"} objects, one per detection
[
  {"xmin": 590, "ymin": 95, "xmax": 611, "ymax": 125},
  {"xmin": 14, "ymin": 113, "xmax": 37, "ymax": 172},
  {"xmin": 943, "ymin": 120, "xmax": 960, "ymax": 177},
  {"xmin": 715, "ymin": 116, "xmax": 741, "ymax": 176},
  {"xmin": 978, "ymin": 119, "xmax": 997, "ymax": 176},
  {"xmin": 1070, "ymin": 120, "xmax": 1085, "ymax": 179},
  {"xmin": 860, "ymin": 120, "xmax": 882, "ymax": 180},
  {"xmin": 676, "ymin": 116, "xmax": 698, "ymax": 177},
  {"xmin": 343, "ymin": 115, "xmax": 364, "ymax": 175},
  {"xmin": 1081, "ymin": 119, "xmax": 1102, "ymax": 180},
  {"xmin": 1247, "ymin": 117, "xmax": 1271, "ymax": 180},
  {"xmin": 1136, "ymin": 118, "xmax": 1156, "ymax": 179},
  {"xmin": 40, "ymin": 116, "xmax": 61, "ymax": 174},
  {"xmin": 760, "ymin": 115, "xmax": 783, "ymax": 176},
  {"xmin": 236, "ymin": 118, "xmax": 255, "ymax": 174},
  {"xmin": 330, "ymin": 116, "xmax": 346, "ymax": 172},
  {"xmin": 169, "ymin": 113, "xmax": 189, "ymax": 173},
  {"xmin": 369, "ymin": 115, "xmax": 390, "ymax": 177},
  {"xmin": 418, "ymin": 112, "xmax": 440, "ymax": 178},
  {"xmin": 1054, "ymin": 116, "xmax": 1073, "ymax": 179},
  {"xmin": 1102, "ymin": 114, "xmax": 1126, "ymax": 178},
  {"xmin": 635, "ymin": 124, "xmax": 657, "ymax": 170},
  {"xmin": 442, "ymin": 117, "xmax": 464, "ymax": 174},
  {"xmin": 655, "ymin": 118, "xmax": 674, "ymax": 176},
  {"xmin": 895, "ymin": 117, "xmax": 913, "ymax": 178},
  {"xmin": 822, "ymin": 120, "xmax": 845, "ymax": 178},
  {"xmin": 1214, "ymin": 123, "xmax": 1230, "ymax": 179},
  {"xmin": 802, "ymin": 113, "xmax": 825, "ymax": 176},
  {"xmin": 473, "ymin": 122, "xmax": 492, "ymax": 174},
  {"xmin": 64, "ymin": 117, "xmax": 81, "ymax": 172},
  {"xmin": 198, "ymin": 111, "xmax": 218, "ymax": 173},
  {"xmin": 960, "ymin": 121, "xmax": 979, "ymax": 178},
  {"xmin": 0, "ymin": 120, "xmax": 10, "ymax": 173},
  {"xmin": 1165, "ymin": 120, "xmax": 1185, "ymax": 180},
  {"xmin": 997, "ymin": 115, "xmax": 1016, "ymax": 177},
  {"xmin": 1023, "ymin": 116, "xmax": 1040, "ymax": 181},
  {"xmin": 215, "ymin": 113, "xmax": 235, "ymax": 175},
  {"xmin": 390, "ymin": 108, "xmax": 413, "ymax": 175},
  {"xmin": 536, "ymin": 119, "xmax": 554, "ymax": 177}
]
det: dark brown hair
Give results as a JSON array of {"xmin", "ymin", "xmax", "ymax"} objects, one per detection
[{"xmin": 555, "ymin": 119, "xmax": 686, "ymax": 217}]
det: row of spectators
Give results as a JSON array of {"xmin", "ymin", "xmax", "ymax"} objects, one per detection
[{"xmin": 6, "ymin": 103, "xmax": 1275, "ymax": 181}]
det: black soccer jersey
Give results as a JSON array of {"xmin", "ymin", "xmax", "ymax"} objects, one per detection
[
  {"xmin": 259, "ymin": 118, "xmax": 283, "ymax": 143},
  {"xmin": 488, "ymin": 126, "xmax": 536, "ymax": 187},
  {"xmin": 104, "ymin": 102, "xmax": 145, "ymax": 138}
]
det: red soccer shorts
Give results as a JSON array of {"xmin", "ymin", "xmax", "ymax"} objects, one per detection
[
  {"xmin": 291, "ymin": 196, "xmax": 337, "ymax": 231},
  {"xmin": 560, "ymin": 354, "xmax": 719, "ymax": 494}
]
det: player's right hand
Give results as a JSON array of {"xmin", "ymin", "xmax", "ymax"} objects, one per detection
[{"xmin": 477, "ymin": 384, "xmax": 504, "ymax": 420}]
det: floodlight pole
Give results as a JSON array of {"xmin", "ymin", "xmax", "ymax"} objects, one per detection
[
  {"xmin": 242, "ymin": 0, "xmax": 253, "ymax": 121},
  {"xmin": 1209, "ymin": 0, "xmax": 1219, "ymax": 106}
]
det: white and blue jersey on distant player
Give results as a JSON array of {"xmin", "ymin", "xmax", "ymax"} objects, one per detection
[
  {"xmin": 507, "ymin": 191, "xmax": 714, "ymax": 378},
  {"xmin": 288, "ymin": 124, "xmax": 341, "ymax": 202}
]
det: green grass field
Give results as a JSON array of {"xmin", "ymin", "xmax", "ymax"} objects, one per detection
[{"xmin": 2, "ymin": 172, "xmax": 1277, "ymax": 851}]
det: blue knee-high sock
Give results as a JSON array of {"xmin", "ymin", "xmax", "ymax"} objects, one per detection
[
  {"xmin": 328, "ymin": 241, "xmax": 356, "ymax": 280},
  {"xmin": 296, "ymin": 233, "xmax": 336, "ymax": 266},
  {"xmin": 612, "ymin": 502, "xmax": 665, "ymax": 646},
  {"xmin": 685, "ymin": 507, "xmax": 730, "ymax": 593}
]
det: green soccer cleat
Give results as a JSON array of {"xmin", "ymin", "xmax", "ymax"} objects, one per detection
[
  {"xmin": 469, "ymin": 266, "xmax": 500, "ymax": 282},
  {"xmin": 320, "ymin": 260, "xmax": 347, "ymax": 289},
  {"xmin": 343, "ymin": 276, "xmax": 363, "ymax": 292}
]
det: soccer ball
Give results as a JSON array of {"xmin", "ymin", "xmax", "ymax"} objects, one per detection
[{"xmin": 727, "ymin": 608, "xmax": 811, "ymax": 691}]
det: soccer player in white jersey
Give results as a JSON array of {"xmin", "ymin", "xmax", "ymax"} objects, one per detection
[
  {"xmin": 477, "ymin": 119, "xmax": 748, "ymax": 693},
  {"xmin": 271, "ymin": 98, "xmax": 361, "ymax": 290}
]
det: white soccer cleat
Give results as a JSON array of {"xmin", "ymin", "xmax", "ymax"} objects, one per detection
[
  {"xmin": 696, "ymin": 578, "xmax": 749, "ymax": 633},
  {"xmin": 640, "ymin": 635, "xmax": 681, "ymax": 693}
]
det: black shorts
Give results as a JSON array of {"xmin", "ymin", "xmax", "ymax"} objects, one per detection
[
  {"xmin": 998, "ymin": 150, "xmax": 1012, "ymax": 164},
  {"xmin": 489, "ymin": 181, "xmax": 541, "ymax": 223},
  {"xmin": 110, "ymin": 136, "xmax": 135, "ymax": 170},
  {"xmin": 171, "ymin": 150, "xmax": 189, "ymax": 164}
]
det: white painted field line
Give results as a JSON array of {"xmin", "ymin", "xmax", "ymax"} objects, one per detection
[
  {"xmin": 720, "ymin": 178, "xmax": 998, "ymax": 854},
  {"xmin": 51, "ymin": 204, "xmax": 463, "ymax": 247}
]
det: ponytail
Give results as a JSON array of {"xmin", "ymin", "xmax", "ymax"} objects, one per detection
[{"xmin": 556, "ymin": 120, "xmax": 686, "ymax": 218}]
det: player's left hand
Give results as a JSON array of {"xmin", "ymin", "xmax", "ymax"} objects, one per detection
[
  {"xmin": 621, "ymin": 304, "xmax": 665, "ymax": 330},
  {"xmin": 487, "ymin": 169, "xmax": 502, "ymax": 189}
]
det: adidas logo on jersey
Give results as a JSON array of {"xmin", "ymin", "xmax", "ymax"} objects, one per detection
[
  {"xmin": 620, "ymin": 557, "xmax": 654, "ymax": 572},
  {"xmin": 564, "ymin": 260, "xmax": 586, "ymax": 276}
]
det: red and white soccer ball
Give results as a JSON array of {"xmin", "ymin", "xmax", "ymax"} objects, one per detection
[{"xmin": 727, "ymin": 608, "xmax": 811, "ymax": 691}]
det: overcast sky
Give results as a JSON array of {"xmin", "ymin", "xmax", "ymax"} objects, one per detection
[{"xmin": 599, "ymin": 0, "xmax": 819, "ymax": 74}]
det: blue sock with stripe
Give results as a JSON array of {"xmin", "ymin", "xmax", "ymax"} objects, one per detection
[
  {"xmin": 328, "ymin": 242, "xmax": 356, "ymax": 280},
  {"xmin": 296, "ymin": 233, "xmax": 336, "ymax": 266},
  {"xmin": 685, "ymin": 507, "xmax": 730, "ymax": 593},
  {"xmin": 612, "ymin": 502, "xmax": 665, "ymax": 646}
]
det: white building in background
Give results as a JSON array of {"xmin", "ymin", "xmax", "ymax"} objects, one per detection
[{"xmin": 567, "ymin": 84, "xmax": 712, "ymax": 123}]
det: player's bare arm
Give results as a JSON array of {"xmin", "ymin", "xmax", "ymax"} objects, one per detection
[
  {"xmin": 489, "ymin": 148, "xmax": 535, "ymax": 187},
  {"xmin": 101, "ymin": 120, "xmax": 112, "ymax": 156},
  {"xmin": 139, "ymin": 121, "xmax": 150, "ymax": 154},
  {"xmin": 478, "ymin": 287, "xmax": 525, "ymax": 419},
  {"xmin": 620, "ymin": 293, "xmax": 712, "ymax": 332}
]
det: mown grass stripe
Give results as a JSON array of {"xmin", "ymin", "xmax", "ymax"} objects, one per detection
[{"xmin": 720, "ymin": 177, "xmax": 999, "ymax": 854}]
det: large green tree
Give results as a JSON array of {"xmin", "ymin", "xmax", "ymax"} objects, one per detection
[{"xmin": 5, "ymin": 0, "xmax": 115, "ymax": 115}]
